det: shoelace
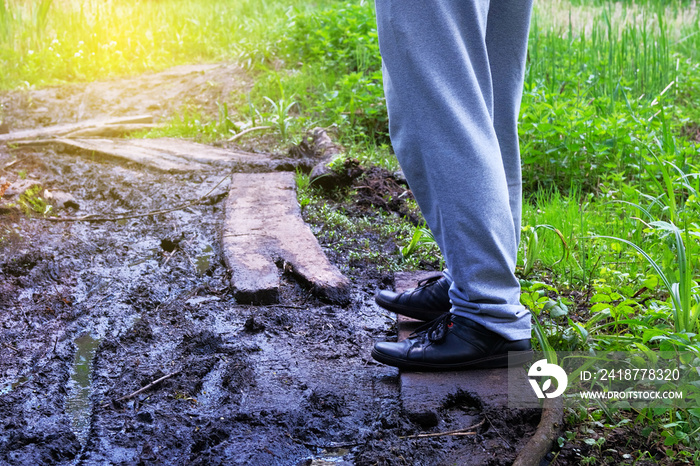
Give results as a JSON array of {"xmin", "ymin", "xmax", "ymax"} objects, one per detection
[
  {"xmin": 406, "ymin": 275, "xmax": 444, "ymax": 299},
  {"xmin": 414, "ymin": 275, "xmax": 442, "ymax": 291},
  {"xmin": 409, "ymin": 312, "xmax": 452, "ymax": 344}
]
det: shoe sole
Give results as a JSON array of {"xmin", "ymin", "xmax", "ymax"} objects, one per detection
[
  {"xmin": 374, "ymin": 294, "xmax": 448, "ymax": 322},
  {"xmin": 371, "ymin": 348, "xmax": 534, "ymax": 372}
]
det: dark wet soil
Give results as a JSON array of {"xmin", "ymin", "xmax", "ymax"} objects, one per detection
[{"xmin": 0, "ymin": 63, "xmax": 540, "ymax": 465}]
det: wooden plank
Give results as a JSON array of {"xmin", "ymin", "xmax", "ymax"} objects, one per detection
[
  {"xmin": 221, "ymin": 172, "xmax": 350, "ymax": 305},
  {"xmin": 122, "ymin": 138, "xmax": 269, "ymax": 168},
  {"xmin": 47, "ymin": 138, "xmax": 207, "ymax": 173},
  {"xmin": 61, "ymin": 123, "xmax": 160, "ymax": 138},
  {"xmin": 16, "ymin": 137, "xmax": 277, "ymax": 173},
  {"xmin": 0, "ymin": 115, "xmax": 154, "ymax": 142}
]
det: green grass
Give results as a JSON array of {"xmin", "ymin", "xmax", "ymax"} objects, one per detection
[
  {"xmin": 0, "ymin": 0, "xmax": 334, "ymax": 89},
  {"xmin": 300, "ymin": 188, "xmax": 439, "ymax": 274},
  {"xmin": 521, "ymin": 0, "xmax": 700, "ymax": 192}
]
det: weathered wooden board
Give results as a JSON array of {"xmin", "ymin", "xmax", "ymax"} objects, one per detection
[
  {"xmin": 50, "ymin": 138, "xmax": 208, "ymax": 172},
  {"xmin": 221, "ymin": 172, "xmax": 350, "ymax": 305},
  {"xmin": 123, "ymin": 138, "xmax": 266, "ymax": 167},
  {"xmin": 0, "ymin": 115, "xmax": 154, "ymax": 142},
  {"xmin": 16, "ymin": 137, "xmax": 276, "ymax": 173},
  {"xmin": 61, "ymin": 123, "xmax": 160, "ymax": 138}
]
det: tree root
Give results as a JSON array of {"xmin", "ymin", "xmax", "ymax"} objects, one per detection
[{"xmin": 512, "ymin": 397, "xmax": 564, "ymax": 466}]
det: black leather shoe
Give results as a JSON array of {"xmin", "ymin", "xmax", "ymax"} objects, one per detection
[
  {"xmin": 375, "ymin": 275, "xmax": 451, "ymax": 321},
  {"xmin": 371, "ymin": 313, "xmax": 532, "ymax": 371}
]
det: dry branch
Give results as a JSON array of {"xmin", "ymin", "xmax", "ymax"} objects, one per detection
[
  {"xmin": 115, "ymin": 371, "xmax": 180, "ymax": 403},
  {"xmin": 228, "ymin": 125, "xmax": 273, "ymax": 142},
  {"xmin": 399, "ymin": 419, "xmax": 485, "ymax": 439}
]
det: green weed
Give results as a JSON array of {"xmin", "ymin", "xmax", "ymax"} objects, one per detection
[
  {"xmin": 400, "ymin": 225, "xmax": 436, "ymax": 261},
  {"xmin": 521, "ymin": 224, "xmax": 569, "ymax": 278},
  {"xmin": 19, "ymin": 186, "xmax": 51, "ymax": 216},
  {"xmin": 262, "ymin": 96, "xmax": 297, "ymax": 143},
  {"xmin": 295, "ymin": 170, "xmax": 311, "ymax": 211}
]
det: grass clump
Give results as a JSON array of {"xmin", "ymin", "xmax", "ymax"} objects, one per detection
[{"xmin": 296, "ymin": 171, "xmax": 440, "ymax": 275}]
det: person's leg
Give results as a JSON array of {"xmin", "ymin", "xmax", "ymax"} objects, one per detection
[
  {"xmin": 375, "ymin": 0, "xmax": 532, "ymax": 342},
  {"xmin": 487, "ymin": 0, "xmax": 533, "ymax": 247},
  {"xmin": 374, "ymin": 0, "xmax": 533, "ymax": 325}
]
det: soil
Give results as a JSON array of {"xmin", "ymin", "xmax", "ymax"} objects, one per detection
[{"xmin": 0, "ymin": 63, "xmax": 541, "ymax": 465}]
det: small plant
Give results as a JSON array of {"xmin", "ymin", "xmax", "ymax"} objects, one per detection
[
  {"xmin": 19, "ymin": 186, "xmax": 51, "ymax": 216},
  {"xmin": 400, "ymin": 225, "xmax": 434, "ymax": 259},
  {"xmin": 262, "ymin": 95, "xmax": 297, "ymax": 142},
  {"xmin": 520, "ymin": 224, "xmax": 568, "ymax": 278},
  {"xmin": 214, "ymin": 100, "xmax": 238, "ymax": 138},
  {"xmin": 597, "ymin": 221, "xmax": 699, "ymax": 336},
  {"xmin": 295, "ymin": 170, "xmax": 312, "ymax": 210},
  {"xmin": 520, "ymin": 282, "xmax": 559, "ymax": 361}
]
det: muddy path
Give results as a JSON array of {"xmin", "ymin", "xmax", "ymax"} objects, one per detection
[
  {"xmin": 0, "ymin": 63, "xmax": 540, "ymax": 465},
  {"xmin": 0, "ymin": 63, "xmax": 249, "ymax": 131}
]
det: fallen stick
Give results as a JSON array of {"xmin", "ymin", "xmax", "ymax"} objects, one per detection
[
  {"xmin": 115, "ymin": 370, "xmax": 180, "ymax": 403},
  {"xmin": 2, "ymin": 156, "xmax": 30, "ymax": 170},
  {"xmin": 228, "ymin": 125, "xmax": 272, "ymax": 142},
  {"xmin": 162, "ymin": 248, "xmax": 178, "ymax": 267},
  {"xmin": 2, "ymin": 342, "xmax": 19, "ymax": 353},
  {"xmin": 399, "ymin": 419, "xmax": 485, "ymax": 439},
  {"xmin": 484, "ymin": 413, "xmax": 511, "ymax": 449}
]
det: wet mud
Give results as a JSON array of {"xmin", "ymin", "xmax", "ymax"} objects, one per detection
[{"xmin": 0, "ymin": 64, "xmax": 540, "ymax": 465}]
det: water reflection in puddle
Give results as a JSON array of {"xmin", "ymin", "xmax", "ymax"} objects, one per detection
[
  {"xmin": 196, "ymin": 245, "xmax": 214, "ymax": 275},
  {"xmin": 0, "ymin": 376, "xmax": 29, "ymax": 396},
  {"xmin": 307, "ymin": 448, "xmax": 353, "ymax": 465},
  {"xmin": 66, "ymin": 333, "xmax": 100, "ymax": 442}
]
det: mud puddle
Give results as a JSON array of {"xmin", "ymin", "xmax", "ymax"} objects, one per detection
[
  {"xmin": 0, "ymin": 64, "xmax": 539, "ymax": 465},
  {"xmin": 66, "ymin": 333, "xmax": 100, "ymax": 442}
]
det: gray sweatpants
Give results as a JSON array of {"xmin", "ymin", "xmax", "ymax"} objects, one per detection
[{"xmin": 375, "ymin": 0, "xmax": 533, "ymax": 340}]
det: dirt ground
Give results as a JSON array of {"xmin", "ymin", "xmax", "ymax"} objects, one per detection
[{"xmin": 0, "ymin": 63, "xmax": 544, "ymax": 465}]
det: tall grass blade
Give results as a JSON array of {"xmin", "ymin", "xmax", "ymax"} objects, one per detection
[
  {"xmin": 607, "ymin": 200, "xmax": 654, "ymax": 221},
  {"xmin": 532, "ymin": 313, "xmax": 557, "ymax": 365},
  {"xmin": 596, "ymin": 234, "xmax": 685, "ymax": 332}
]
